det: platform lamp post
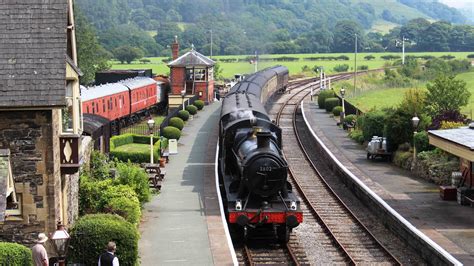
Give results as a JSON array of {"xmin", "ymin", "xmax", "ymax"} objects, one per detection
[
  {"xmin": 412, "ymin": 115, "xmax": 420, "ymax": 164},
  {"xmin": 147, "ymin": 119, "xmax": 155, "ymax": 164},
  {"xmin": 51, "ymin": 221, "xmax": 70, "ymax": 266},
  {"xmin": 340, "ymin": 87, "xmax": 346, "ymax": 124},
  {"xmin": 181, "ymin": 89, "xmax": 186, "ymax": 111}
]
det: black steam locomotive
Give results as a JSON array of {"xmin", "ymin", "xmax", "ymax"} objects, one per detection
[{"xmin": 218, "ymin": 66, "xmax": 302, "ymax": 243}]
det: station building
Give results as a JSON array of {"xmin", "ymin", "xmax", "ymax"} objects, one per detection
[
  {"xmin": 168, "ymin": 37, "xmax": 215, "ymax": 107},
  {"xmin": 429, "ymin": 125, "xmax": 474, "ymax": 204},
  {"xmin": 0, "ymin": 0, "xmax": 86, "ymax": 245}
]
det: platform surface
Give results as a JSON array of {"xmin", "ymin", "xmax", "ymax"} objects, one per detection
[
  {"xmin": 304, "ymin": 100, "xmax": 474, "ymax": 264},
  {"xmin": 139, "ymin": 102, "xmax": 234, "ymax": 265}
]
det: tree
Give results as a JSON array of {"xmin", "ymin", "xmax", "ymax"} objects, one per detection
[
  {"xmin": 332, "ymin": 20, "xmax": 364, "ymax": 53},
  {"xmin": 425, "ymin": 75, "xmax": 471, "ymax": 116},
  {"xmin": 113, "ymin": 46, "xmax": 144, "ymax": 64},
  {"xmin": 213, "ymin": 62, "xmax": 223, "ymax": 81},
  {"xmin": 75, "ymin": 6, "xmax": 111, "ymax": 85}
]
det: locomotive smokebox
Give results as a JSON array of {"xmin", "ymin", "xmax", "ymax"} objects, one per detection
[{"xmin": 257, "ymin": 132, "xmax": 272, "ymax": 149}]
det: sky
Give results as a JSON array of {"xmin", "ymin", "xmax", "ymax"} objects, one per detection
[{"xmin": 440, "ymin": 0, "xmax": 473, "ymax": 8}]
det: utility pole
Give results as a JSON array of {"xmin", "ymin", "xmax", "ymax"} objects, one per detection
[
  {"xmin": 210, "ymin": 30, "xmax": 213, "ymax": 59},
  {"xmin": 354, "ymin": 33, "xmax": 357, "ymax": 95}
]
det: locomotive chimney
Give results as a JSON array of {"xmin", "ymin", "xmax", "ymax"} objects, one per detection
[
  {"xmin": 172, "ymin": 35, "xmax": 179, "ymax": 60},
  {"xmin": 256, "ymin": 132, "xmax": 272, "ymax": 149}
]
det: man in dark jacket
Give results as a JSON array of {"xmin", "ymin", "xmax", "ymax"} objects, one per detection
[{"xmin": 98, "ymin": 242, "xmax": 119, "ymax": 266}]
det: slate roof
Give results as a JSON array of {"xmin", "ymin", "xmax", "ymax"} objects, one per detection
[
  {"xmin": 168, "ymin": 48, "xmax": 215, "ymax": 67},
  {"xmin": 428, "ymin": 127, "xmax": 474, "ymax": 150},
  {"xmin": 0, "ymin": 0, "xmax": 68, "ymax": 108}
]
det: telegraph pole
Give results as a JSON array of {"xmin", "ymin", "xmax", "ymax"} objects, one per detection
[
  {"xmin": 402, "ymin": 35, "xmax": 405, "ymax": 65},
  {"xmin": 354, "ymin": 33, "xmax": 357, "ymax": 95},
  {"xmin": 254, "ymin": 50, "xmax": 258, "ymax": 73}
]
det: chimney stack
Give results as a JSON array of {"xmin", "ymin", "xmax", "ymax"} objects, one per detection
[{"xmin": 172, "ymin": 35, "xmax": 179, "ymax": 60}]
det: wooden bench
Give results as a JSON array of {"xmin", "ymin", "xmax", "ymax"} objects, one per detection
[{"xmin": 143, "ymin": 163, "xmax": 166, "ymax": 190}]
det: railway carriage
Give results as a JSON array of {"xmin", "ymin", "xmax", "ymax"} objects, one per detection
[
  {"xmin": 218, "ymin": 66, "xmax": 301, "ymax": 243},
  {"xmin": 121, "ymin": 77, "xmax": 158, "ymax": 114},
  {"xmin": 81, "ymin": 83, "xmax": 130, "ymax": 121}
]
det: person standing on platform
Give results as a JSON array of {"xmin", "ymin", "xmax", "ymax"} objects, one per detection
[
  {"xmin": 98, "ymin": 241, "xmax": 119, "ymax": 266},
  {"xmin": 32, "ymin": 233, "xmax": 49, "ymax": 266}
]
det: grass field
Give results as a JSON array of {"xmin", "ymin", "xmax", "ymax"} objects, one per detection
[
  {"xmin": 111, "ymin": 52, "xmax": 474, "ymax": 79},
  {"xmin": 114, "ymin": 143, "xmax": 149, "ymax": 153},
  {"xmin": 337, "ymin": 71, "xmax": 474, "ymax": 118}
]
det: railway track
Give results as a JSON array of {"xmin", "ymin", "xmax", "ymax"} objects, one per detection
[
  {"xmin": 236, "ymin": 241, "xmax": 307, "ymax": 266},
  {"xmin": 272, "ymin": 75, "xmax": 401, "ymax": 265}
]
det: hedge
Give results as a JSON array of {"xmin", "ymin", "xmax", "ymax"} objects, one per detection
[
  {"xmin": 162, "ymin": 126, "xmax": 181, "ymax": 140},
  {"xmin": 324, "ymin": 98, "xmax": 340, "ymax": 113},
  {"xmin": 0, "ymin": 242, "xmax": 33, "ymax": 266},
  {"xmin": 169, "ymin": 117, "xmax": 184, "ymax": 130},
  {"xmin": 333, "ymin": 64, "xmax": 349, "ymax": 72},
  {"xmin": 332, "ymin": 106, "xmax": 343, "ymax": 116},
  {"xmin": 178, "ymin": 110, "xmax": 190, "ymax": 121},
  {"xmin": 317, "ymin": 90, "xmax": 335, "ymax": 109},
  {"xmin": 110, "ymin": 134, "xmax": 167, "ymax": 163},
  {"xmin": 194, "ymin": 100, "xmax": 204, "ymax": 110},
  {"xmin": 68, "ymin": 214, "xmax": 139, "ymax": 266},
  {"xmin": 186, "ymin": 105, "xmax": 198, "ymax": 115}
]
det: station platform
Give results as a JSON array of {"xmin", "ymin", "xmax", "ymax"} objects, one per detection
[
  {"xmin": 139, "ymin": 102, "xmax": 234, "ymax": 265},
  {"xmin": 303, "ymin": 100, "xmax": 474, "ymax": 264}
]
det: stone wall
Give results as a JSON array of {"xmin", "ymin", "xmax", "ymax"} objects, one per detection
[{"xmin": 0, "ymin": 110, "xmax": 57, "ymax": 245}]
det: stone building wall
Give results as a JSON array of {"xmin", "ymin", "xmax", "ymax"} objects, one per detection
[{"xmin": 0, "ymin": 110, "xmax": 58, "ymax": 245}]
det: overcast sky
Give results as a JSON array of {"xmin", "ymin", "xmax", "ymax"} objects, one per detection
[{"xmin": 440, "ymin": 0, "xmax": 473, "ymax": 8}]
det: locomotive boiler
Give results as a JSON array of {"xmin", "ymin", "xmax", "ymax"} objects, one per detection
[{"xmin": 218, "ymin": 66, "xmax": 302, "ymax": 243}]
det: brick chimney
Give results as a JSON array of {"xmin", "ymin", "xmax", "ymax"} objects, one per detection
[{"xmin": 172, "ymin": 35, "xmax": 179, "ymax": 60}]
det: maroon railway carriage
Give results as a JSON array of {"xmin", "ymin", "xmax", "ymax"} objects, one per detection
[{"xmin": 81, "ymin": 83, "xmax": 130, "ymax": 121}]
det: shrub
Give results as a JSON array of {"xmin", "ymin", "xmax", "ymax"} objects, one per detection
[
  {"xmin": 89, "ymin": 150, "xmax": 110, "ymax": 180},
  {"xmin": 414, "ymin": 131, "xmax": 434, "ymax": 153},
  {"xmin": 109, "ymin": 134, "xmax": 163, "ymax": 164},
  {"xmin": 344, "ymin": 114, "xmax": 357, "ymax": 125},
  {"xmin": 358, "ymin": 65, "xmax": 368, "ymax": 70},
  {"xmin": 333, "ymin": 64, "xmax": 349, "ymax": 72},
  {"xmin": 114, "ymin": 161, "xmax": 151, "ymax": 204},
  {"xmin": 194, "ymin": 100, "xmax": 204, "ymax": 110},
  {"xmin": 440, "ymin": 55, "xmax": 455, "ymax": 60},
  {"xmin": 186, "ymin": 105, "xmax": 198, "ymax": 115},
  {"xmin": 429, "ymin": 110, "xmax": 466, "ymax": 130},
  {"xmin": 163, "ymin": 126, "xmax": 181, "ymax": 140},
  {"xmin": 0, "ymin": 242, "xmax": 33, "ymax": 265},
  {"xmin": 467, "ymin": 54, "xmax": 474, "ymax": 59},
  {"xmin": 325, "ymin": 98, "xmax": 340, "ymax": 112},
  {"xmin": 383, "ymin": 108, "xmax": 413, "ymax": 151},
  {"xmin": 440, "ymin": 121, "xmax": 464, "ymax": 129},
  {"xmin": 68, "ymin": 214, "xmax": 139, "ymax": 265},
  {"xmin": 393, "ymin": 150, "xmax": 412, "ymax": 169},
  {"xmin": 361, "ymin": 110, "xmax": 386, "ymax": 141},
  {"xmin": 317, "ymin": 90, "xmax": 335, "ymax": 109},
  {"xmin": 178, "ymin": 110, "xmax": 190, "ymax": 121},
  {"xmin": 104, "ymin": 196, "xmax": 141, "ymax": 225},
  {"xmin": 349, "ymin": 129, "xmax": 364, "ymax": 144},
  {"xmin": 364, "ymin": 55, "xmax": 375, "ymax": 60},
  {"xmin": 381, "ymin": 55, "xmax": 401, "ymax": 60},
  {"xmin": 169, "ymin": 117, "xmax": 184, "ymax": 130},
  {"xmin": 332, "ymin": 106, "xmax": 343, "ymax": 116}
]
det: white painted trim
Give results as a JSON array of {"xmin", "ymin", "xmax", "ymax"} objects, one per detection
[
  {"xmin": 215, "ymin": 143, "xmax": 238, "ymax": 266},
  {"xmin": 301, "ymin": 101, "xmax": 462, "ymax": 266}
]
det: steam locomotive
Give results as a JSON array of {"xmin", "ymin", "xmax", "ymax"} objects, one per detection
[{"xmin": 218, "ymin": 66, "xmax": 302, "ymax": 243}]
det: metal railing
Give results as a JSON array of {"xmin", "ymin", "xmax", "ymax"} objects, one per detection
[{"xmin": 160, "ymin": 95, "xmax": 199, "ymax": 132}]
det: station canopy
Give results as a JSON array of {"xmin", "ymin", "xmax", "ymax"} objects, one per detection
[{"xmin": 428, "ymin": 127, "xmax": 474, "ymax": 161}]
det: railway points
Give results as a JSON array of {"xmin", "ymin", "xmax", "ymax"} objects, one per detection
[
  {"xmin": 138, "ymin": 102, "xmax": 234, "ymax": 265},
  {"xmin": 302, "ymin": 99, "xmax": 473, "ymax": 264}
]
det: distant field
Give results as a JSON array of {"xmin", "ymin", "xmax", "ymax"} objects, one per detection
[
  {"xmin": 339, "ymin": 71, "xmax": 474, "ymax": 118},
  {"xmin": 111, "ymin": 52, "xmax": 474, "ymax": 79}
]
